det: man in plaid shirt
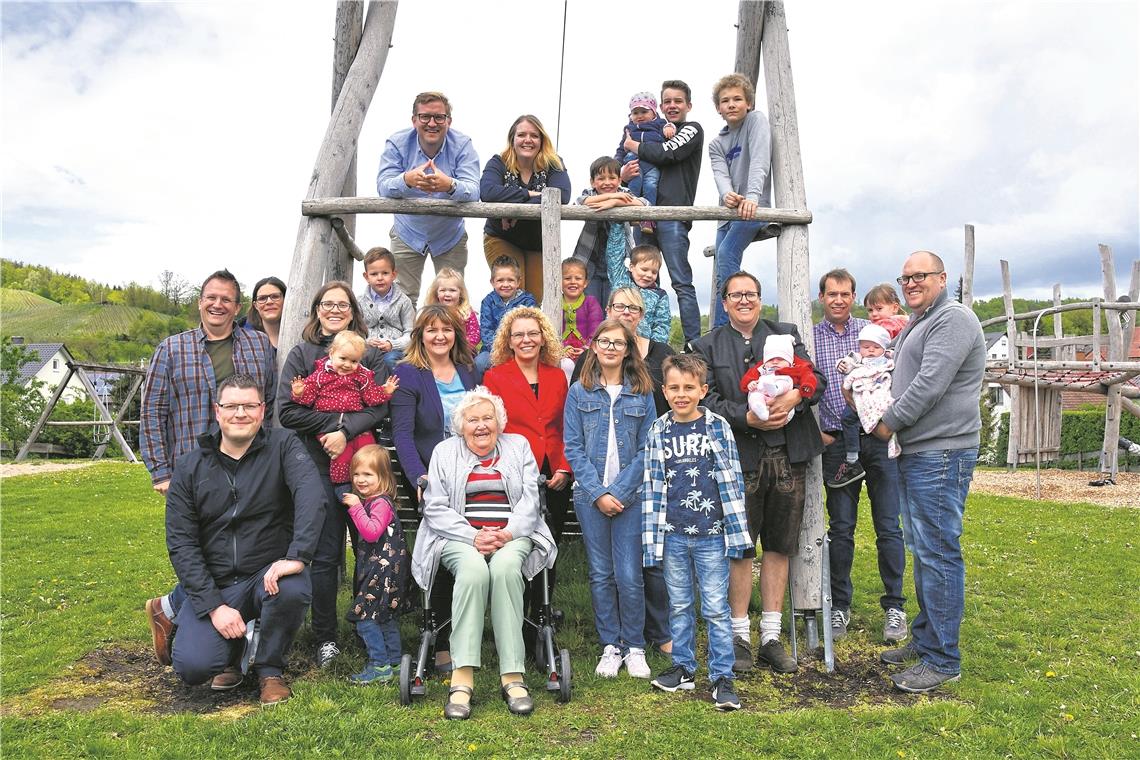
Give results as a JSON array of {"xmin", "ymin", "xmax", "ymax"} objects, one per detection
[{"xmin": 140, "ymin": 270, "xmax": 277, "ymax": 494}]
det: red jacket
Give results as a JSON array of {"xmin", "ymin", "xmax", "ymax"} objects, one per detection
[
  {"xmin": 483, "ymin": 359, "xmax": 572, "ymax": 476},
  {"xmin": 739, "ymin": 356, "xmax": 819, "ymax": 397}
]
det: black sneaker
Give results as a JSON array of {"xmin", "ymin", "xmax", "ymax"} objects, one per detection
[
  {"xmin": 651, "ymin": 664, "xmax": 695, "ymax": 692},
  {"xmin": 756, "ymin": 639, "xmax": 798, "ymax": 673},
  {"xmin": 711, "ymin": 677, "xmax": 741, "ymax": 711},
  {"xmin": 827, "ymin": 461, "xmax": 866, "ymax": 488},
  {"xmin": 315, "ymin": 640, "xmax": 341, "ymax": 669},
  {"xmin": 880, "ymin": 641, "xmax": 919, "ymax": 667},
  {"xmin": 731, "ymin": 636, "xmax": 754, "ymax": 673}
]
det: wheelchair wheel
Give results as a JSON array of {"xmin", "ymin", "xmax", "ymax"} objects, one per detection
[
  {"xmin": 398, "ymin": 653, "xmax": 414, "ymax": 706},
  {"xmin": 557, "ymin": 648, "xmax": 572, "ymax": 703}
]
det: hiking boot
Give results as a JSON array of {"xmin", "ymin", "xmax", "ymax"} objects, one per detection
[
  {"xmin": 210, "ymin": 665, "xmax": 243, "ymax": 691},
  {"xmin": 258, "ymin": 675, "xmax": 292, "ymax": 705},
  {"xmin": 880, "ymin": 641, "xmax": 919, "ymax": 667},
  {"xmin": 830, "ymin": 608, "xmax": 850, "ymax": 640},
  {"xmin": 890, "ymin": 662, "xmax": 960, "ymax": 693},
  {"xmin": 827, "ymin": 461, "xmax": 866, "ymax": 488},
  {"xmin": 711, "ymin": 676, "xmax": 742, "ymax": 711},
  {"xmin": 731, "ymin": 636, "xmax": 754, "ymax": 673},
  {"xmin": 651, "ymin": 664, "xmax": 695, "ymax": 692},
  {"xmin": 349, "ymin": 662, "xmax": 393, "ymax": 685},
  {"xmin": 145, "ymin": 596, "xmax": 173, "ymax": 667},
  {"xmin": 623, "ymin": 648, "xmax": 652, "ymax": 679},
  {"xmin": 756, "ymin": 639, "xmax": 798, "ymax": 673},
  {"xmin": 595, "ymin": 644, "xmax": 623, "ymax": 678},
  {"xmin": 315, "ymin": 640, "xmax": 341, "ymax": 669},
  {"xmin": 884, "ymin": 608, "xmax": 909, "ymax": 642},
  {"xmin": 756, "ymin": 222, "xmax": 782, "ymax": 240}
]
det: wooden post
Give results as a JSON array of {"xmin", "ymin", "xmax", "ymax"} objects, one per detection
[
  {"xmin": 329, "ymin": 1, "xmax": 365, "ymax": 283},
  {"xmin": 962, "ymin": 224, "xmax": 975, "ymax": 309},
  {"xmin": 92, "ymin": 373, "xmax": 143, "ymax": 461},
  {"xmin": 734, "ymin": 0, "xmax": 765, "ymax": 81},
  {"xmin": 15, "ymin": 367, "xmax": 76, "ymax": 462},
  {"xmin": 279, "ymin": 1, "xmax": 398, "ymax": 372},
  {"xmin": 1053, "ymin": 284, "xmax": 1063, "ymax": 340},
  {"xmin": 71, "ymin": 364, "xmax": 139, "ymax": 463},
  {"xmin": 539, "ymin": 187, "xmax": 563, "ymax": 332},
  {"xmin": 761, "ymin": 1, "xmax": 819, "ymax": 611},
  {"xmin": 1099, "ymin": 244, "xmax": 1122, "ymax": 479},
  {"xmin": 1001, "ymin": 260, "xmax": 1016, "ymax": 372}
]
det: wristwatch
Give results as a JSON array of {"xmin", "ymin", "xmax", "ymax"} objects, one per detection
[
  {"xmin": 416, "ymin": 475, "xmax": 429, "ymax": 490},
  {"xmin": 446, "ymin": 180, "xmax": 457, "ymax": 196}
]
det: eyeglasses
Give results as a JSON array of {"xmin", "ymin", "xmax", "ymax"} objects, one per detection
[
  {"xmin": 725, "ymin": 291, "xmax": 760, "ymax": 303},
  {"xmin": 254, "ymin": 293, "xmax": 282, "ymax": 304},
  {"xmin": 896, "ymin": 271, "xmax": 944, "ymax": 286},
  {"xmin": 609, "ymin": 303, "xmax": 644, "ymax": 314},
  {"xmin": 594, "ymin": 337, "xmax": 628, "ymax": 351},
  {"xmin": 415, "ymin": 113, "xmax": 449, "ymax": 124},
  {"xmin": 217, "ymin": 402, "xmax": 263, "ymax": 415},
  {"xmin": 319, "ymin": 301, "xmax": 352, "ymax": 312},
  {"xmin": 510, "ymin": 331, "xmax": 542, "ymax": 341}
]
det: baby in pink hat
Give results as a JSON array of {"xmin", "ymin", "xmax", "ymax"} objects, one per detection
[{"xmin": 616, "ymin": 91, "xmax": 675, "ymax": 233}]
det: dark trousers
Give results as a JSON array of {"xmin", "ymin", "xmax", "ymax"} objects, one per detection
[
  {"xmin": 311, "ymin": 473, "xmax": 355, "ymax": 644},
  {"xmin": 172, "ymin": 566, "xmax": 311, "ymax": 684},
  {"xmin": 822, "ymin": 435, "xmax": 906, "ymax": 612},
  {"xmin": 643, "ymin": 564, "xmax": 671, "ymax": 646}
]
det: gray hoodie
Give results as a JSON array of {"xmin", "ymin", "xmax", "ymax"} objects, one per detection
[
  {"xmin": 708, "ymin": 109, "xmax": 772, "ymax": 228},
  {"xmin": 881, "ymin": 289, "xmax": 986, "ymax": 453}
]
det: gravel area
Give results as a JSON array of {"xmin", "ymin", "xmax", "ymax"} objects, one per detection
[
  {"xmin": 1, "ymin": 461, "xmax": 99, "ymax": 478},
  {"xmin": 970, "ymin": 468, "xmax": 1140, "ymax": 508}
]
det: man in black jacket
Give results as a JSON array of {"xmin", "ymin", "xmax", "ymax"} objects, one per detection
[
  {"xmin": 158, "ymin": 373, "xmax": 324, "ymax": 705},
  {"xmin": 688, "ymin": 272, "xmax": 825, "ymax": 675}
]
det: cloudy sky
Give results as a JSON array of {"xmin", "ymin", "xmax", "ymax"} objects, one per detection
[{"xmin": 2, "ymin": 1, "xmax": 1137, "ymax": 313}]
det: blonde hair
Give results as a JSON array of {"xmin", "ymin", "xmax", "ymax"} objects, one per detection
[
  {"xmin": 349, "ymin": 444, "xmax": 398, "ymax": 501},
  {"xmin": 426, "ymin": 267, "xmax": 472, "ymax": 317},
  {"xmin": 329, "ymin": 331, "xmax": 366, "ymax": 357},
  {"xmin": 607, "ymin": 286, "xmax": 645, "ymax": 311},
  {"xmin": 501, "ymin": 115, "xmax": 563, "ymax": 175},
  {"xmin": 489, "ymin": 306, "xmax": 563, "ymax": 368},
  {"xmin": 401, "ymin": 304, "xmax": 473, "ymax": 370},
  {"xmin": 712, "ymin": 73, "xmax": 756, "ymax": 109}
]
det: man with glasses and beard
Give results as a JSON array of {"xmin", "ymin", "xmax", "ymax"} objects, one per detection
[
  {"xmin": 377, "ymin": 91, "xmax": 481, "ymax": 305},
  {"xmin": 687, "ymin": 271, "xmax": 825, "ymax": 675}
]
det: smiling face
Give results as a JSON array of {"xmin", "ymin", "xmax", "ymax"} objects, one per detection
[
  {"xmin": 591, "ymin": 326, "xmax": 629, "ymax": 373},
  {"xmin": 351, "ymin": 464, "xmax": 381, "ymax": 499},
  {"xmin": 511, "ymin": 119, "xmax": 542, "ymax": 165},
  {"xmin": 819, "ymin": 276, "xmax": 856, "ymax": 325},
  {"xmin": 662, "ymin": 366, "xmax": 708, "ymax": 423},
  {"xmin": 508, "ymin": 317, "xmax": 544, "ymax": 363},
  {"xmin": 492, "ymin": 268, "xmax": 520, "ymax": 301},
  {"xmin": 629, "ymin": 258, "xmax": 660, "ymax": 289},
  {"xmin": 630, "ymin": 107, "xmax": 655, "ymax": 125},
  {"xmin": 198, "ymin": 278, "xmax": 241, "ymax": 337},
  {"xmin": 722, "ymin": 275, "xmax": 762, "ymax": 332},
  {"xmin": 316, "ymin": 286, "xmax": 353, "ymax": 335},
  {"xmin": 561, "ymin": 267, "xmax": 586, "ymax": 300},
  {"xmin": 900, "ymin": 252, "xmax": 947, "ymax": 314},
  {"xmin": 214, "ymin": 385, "xmax": 264, "ymax": 446},
  {"xmin": 435, "ymin": 277, "xmax": 462, "ymax": 306},
  {"xmin": 252, "ymin": 284, "xmax": 283, "ymax": 325},
  {"xmin": 412, "ymin": 99, "xmax": 450, "ymax": 155},
  {"xmin": 363, "ymin": 258, "xmax": 396, "ymax": 297},
  {"xmin": 660, "ymin": 87, "xmax": 692, "ymax": 124},
  {"xmin": 716, "ymin": 86, "xmax": 751, "ymax": 128},
  {"xmin": 328, "ymin": 345, "xmax": 362, "ymax": 376},
  {"xmin": 607, "ymin": 293, "xmax": 645, "ymax": 331},
  {"xmin": 591, "ymin": 168, "xmax": 621, "ymax": 195},
  {"xmin": 460, "ymin": 400, "xmax": 500, "ymax": 457},
  {"xmin": 422, "ymin": 317, "xmax": 456, "ymax": 362}
]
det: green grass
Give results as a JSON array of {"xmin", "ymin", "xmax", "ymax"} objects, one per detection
[
  {"xmin": 2, "ymin": 464, "xmax": 1139, "ymax": 758},
  {"xmin": 0, "ymin": 303, "xmax": 153, "ymax": 340}
]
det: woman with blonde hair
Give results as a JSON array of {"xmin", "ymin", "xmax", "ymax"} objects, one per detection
[{"xmin": 479, "ymin": 115, "xmax": 572, "ymax": 301}]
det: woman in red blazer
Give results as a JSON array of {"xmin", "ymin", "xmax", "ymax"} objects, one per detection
[{"xmin": 483, "ymin": 306, "xmax": 572, "ymax": 648}]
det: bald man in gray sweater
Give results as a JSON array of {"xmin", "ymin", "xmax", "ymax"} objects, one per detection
[{"xmin": 874, "ymin": 250, "xmax": 986, "ymax": 694}]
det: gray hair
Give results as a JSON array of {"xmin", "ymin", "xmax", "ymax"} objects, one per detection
[{"xmin": 451, "ymin": 386, "xmax": 508, "ymax": 433}]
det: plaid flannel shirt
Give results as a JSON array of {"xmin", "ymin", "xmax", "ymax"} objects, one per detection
[
  {"xmin": 642, "ymin": 407, "xmax": 753, "ymax": 566},
  {"xmin": 140, "ymin": 325, "xmax": 276, "ymax": 484},
  {"xmin": 812, "ymin": 316, "xmax": 868, "ymax": 432}
]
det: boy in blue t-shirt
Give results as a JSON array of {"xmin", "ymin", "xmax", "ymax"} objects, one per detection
[{"xmin": 642, "ymin": 354, "xmax": 752, "ymax": 711}]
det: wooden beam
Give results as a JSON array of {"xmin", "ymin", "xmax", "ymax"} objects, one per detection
[
  {"xmin": 1052, "ymin": 284, "xmax": 1063, "ymax": 339},
  {"xmin": 279, "ymin": 1, "xmax": 399, "ymax": 372},
  {"xmin": 330, "ymin": 217, "xmax": 366, "ymax": 261},
  {"xmin": 539, "ymin": 187, "xmax": 563, "ymax": 332},
  {"xmin": 734, "ymin": 0, "xmax": 765, "ymax": 83},
  {"xmin": 962, "ymin": 224, "xmax": 975, "ymax": 309},
  {"xmin": 329, "ymin": 1, "xmax": 365, "ymax": 282},
  {"xmin": 302, "ymin": 197, "xmax": 813, "ymax": 224},
  {"xmin": 1099, "ymin": 244, "xmax": 1123, "ymax": 477},
  {"xmin": 1001, "ymin": 260, "xmax": 1016, "ymax": 371},
  {"xmin": 979, "ymin": 299, "xmax": 1140, "ymax": 330}
]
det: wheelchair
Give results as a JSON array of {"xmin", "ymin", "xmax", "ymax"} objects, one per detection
[{"xmin": 398, "ymin": 475, "xmax": 572, "ymax": 705}]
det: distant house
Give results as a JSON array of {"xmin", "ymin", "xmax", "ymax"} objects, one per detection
[
  {"xmin": 983, "ymin": 332, "xmax": 1012, "ymax": 414},
  {"xmin": 11, "ymin": 339, "xmax": 88, "ymax": 402}
]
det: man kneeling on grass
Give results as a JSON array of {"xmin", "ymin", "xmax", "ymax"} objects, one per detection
[{"xmin": 146, "ymin": 373, "xmax": 324, "ymax": 705}]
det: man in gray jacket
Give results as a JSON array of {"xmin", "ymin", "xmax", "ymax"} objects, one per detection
[{"xmin": 874, "ymin": 251, "xmax": 986, "ymax": 694}]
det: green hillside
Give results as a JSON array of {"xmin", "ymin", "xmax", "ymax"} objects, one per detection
[
  {"xmin": 0, "ymin": 288, "xmax": 59, "ymax": 311},
  {"xmin": 2, "ymin": 302, "xmax": 151, "ymax": 339}
]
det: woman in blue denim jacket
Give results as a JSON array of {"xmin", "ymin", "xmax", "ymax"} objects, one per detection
[{"xmin": 563, "ymin": 319, "xmax": 657, "ymax": 679}]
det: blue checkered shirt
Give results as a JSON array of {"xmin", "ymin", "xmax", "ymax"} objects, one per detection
[
  {"xmin": 642, "ymin": 407, "xmax": 752, "ymax": 566},
  {"xmin": 812, "ymin": 316, "xmax": 868, "ymax": 432},
  {"xmin": 140, "ymin": 325, "xmax": 276, "ymax": 484}
]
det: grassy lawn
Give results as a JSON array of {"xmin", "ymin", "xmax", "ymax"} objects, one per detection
[{"xmin": 2, "ymin": 463, "xmax": 1138, "ymax": 758}]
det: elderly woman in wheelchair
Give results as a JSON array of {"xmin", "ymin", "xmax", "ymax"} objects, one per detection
[{"xmin": 410, "ymin": 386, "xmax": 557, "ymax": 720}]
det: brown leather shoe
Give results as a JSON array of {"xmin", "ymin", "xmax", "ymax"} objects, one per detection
[
  {"xmin": 145, "ymin": 597, "xmax": 173, "ymax": 667},
  {"xmin": 258, "ymin": 676, "xmax": 292, "ymax": 706},
  {"xmin": 210, "ymin": 665, "xmax": 243, "ymax": 691}
]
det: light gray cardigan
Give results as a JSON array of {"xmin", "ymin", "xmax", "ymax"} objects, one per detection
[
  {"xmin": 410, "ymin": 432, "xmax": 557, "ymax": 591},
  {"xmin": 359, "ymin": 286, "xmax": 415, "ymax": 351}
]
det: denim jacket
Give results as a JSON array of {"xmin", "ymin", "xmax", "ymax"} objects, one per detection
[{"xmin": 563, "ymin": 380, "xmax": 655, "ymax": 510}]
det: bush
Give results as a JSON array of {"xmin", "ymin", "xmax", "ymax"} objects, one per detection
[{"xmin": 38, "ymin": 400, "xmax": 127, "ymax": 459}]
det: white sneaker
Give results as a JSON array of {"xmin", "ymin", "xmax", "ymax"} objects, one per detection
[
  {"xmin": 595, "ymin": 644, "xmax": 623, "ymax": 678},
  {"xmin": 623, "ymin": 647, "xmax": 651, "ymax": 679}
]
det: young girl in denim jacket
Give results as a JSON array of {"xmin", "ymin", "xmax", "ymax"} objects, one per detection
[{"xmin": 562, "ymin": 319, "xmax": 656, "ymax": 679}]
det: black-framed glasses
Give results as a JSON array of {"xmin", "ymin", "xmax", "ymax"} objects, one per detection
[
  {"xmin": 725, "ymin": 290, "xmax": 760, "ymax": 303},
  {"xmin": 415, "ymin": 113, "xmax": 449, "ymax": 124},
  {"xmin": 609, "ymin": 302, "xmax": 644, "ymax": 314},
  {"xmin": 594, "ymin": 337, "xmax": 628, "ymax": 351},
  {"xmin": 896, "ymin": 271, "xmax": 943, "ymax": 286},
  {"xmin": 319, "ymin": 301, "xmax": 352, "ymax": 312},
  {"xmin": 254, "ymin": 293, "xmax": 282, "ymax": 304},
  {"xmin": 217, "ymin": 402, "xmax": 263, "ymax": 415}
]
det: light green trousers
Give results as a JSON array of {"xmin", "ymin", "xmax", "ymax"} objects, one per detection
[{"xmin": 440, "ymin": 537, "xmax": 533, "ymax": 674}]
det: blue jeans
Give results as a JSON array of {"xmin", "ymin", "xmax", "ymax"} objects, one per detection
[
  {"xmin": 624, "ymin": 152, "xmax": 659, "ymax": 206},
  {"xmin": 822, "ymin": 436, "xmax": 905, "ymax": 613},
  {"xmin": 841, "ymin": 407, "xmax": 862, "ymax": 456},
  {"xmin": 713, "ymin": 220, "xmax": 768, "ymax": 327},
  {"xmin": 896, "ymin": 448, "xmax": 978, "ymax": 676},
  {"xmin": 357, "ymin": 618, "xmax": 402, "ymax": 667},
  {"xmin": 474, "ymin": 350, "xmax": 492, "ymax": 377},
  {"xmin": 663, "ymin": 535, "xmax": 734, "ymax": 682},
  {"xmin": 575, "ymin": 491, "xmax": 646, "ymax": 651},
  {"xmin": 380, "ymin": 349, "xmax": 405, "ymax": 370},
  {"xmin": 640, "ymin": 221, "xmax": 700, "ymax": 344}
]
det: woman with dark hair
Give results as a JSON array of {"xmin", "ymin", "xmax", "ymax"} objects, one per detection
[
  {"xmin": 479, "ymin": 114, "xmax": 572, "ymax": 301},
  {"xmin": 244, "ymin": 276, "xmax": 287, "ymax": 349},
  {"xmin": 277, "ymin": 280, "xmax": 391, "ymax": 669}
]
